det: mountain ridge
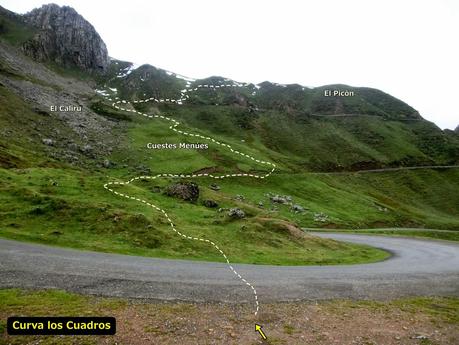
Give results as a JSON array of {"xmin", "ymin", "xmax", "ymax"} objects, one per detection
[
  {"xmin": 1, "ymin": 4, "xmax": 425, "ymax": 123},
  {"xmin": 0, "ymin": 2, "xmax": 457, "ymax": 173},
  {"xmin": 101, "ymin": 60, "xmax": 422, "ymax": 120}
]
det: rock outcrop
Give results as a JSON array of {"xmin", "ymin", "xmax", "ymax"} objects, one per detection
[
  {"xmin": 22, "ymin": 4, "xmax": 109, "ymax": 72},
  {"xmin": 228, "ymin": 208, "xmax": 245, "ymax": 219},
  {"xmin": 203, "ymin": 199, "xmax": 218, "ymax": 208},
  {"xmin": 164, "ymin": 182, "xmax": 200, "ymax": 202}
]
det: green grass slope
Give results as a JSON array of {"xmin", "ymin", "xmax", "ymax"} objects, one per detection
[
  {"xmin": 0, "ymin": 6, "xmax": 36, "ymax": 46},
  {"xmin": 98, "ymin": 60, "xmax": 459, "ymax": 171},
  {"xmin": 0, "ymin": 28, "xmax": 458, "ymax": 266}
]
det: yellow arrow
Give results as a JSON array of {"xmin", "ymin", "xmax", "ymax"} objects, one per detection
[{"xmin": 255, "ymin": 324, "xmax": 267, "ymax": 340}]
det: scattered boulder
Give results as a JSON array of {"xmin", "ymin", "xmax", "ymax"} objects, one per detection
[
  {"xmin": 42, "ymin": 138, "xmax": 55, "ymax": 146},
  {"xmin": 291, "ymin": 204, "xmax": 305, "ymax": 213},
  {"xmin": 135, "ymin": 164, "xmax": 151, "ymax": 175},
  {"xmin": 164, "ymin": 182, "xmax": 199, "ymax": 202},
  {"xmin": 235, "ymin": 194, "xmax": 245, "ymax": 201},
  {"xmin": 412, "ymin": 335, "xmax": 428, "ymax": 340},
  {"xmin": 375, "ymin": 204, "xmax": 388, "ymax": 212},
  {"xmin": 102, "ymin": 159, "xmax": 112, "ymax": 168},
  {"xmin": 209, "ymin": 183, "xmax": 221, "ymax": 191},
  {"xmin": 203, "ymin": 199, "xmax": 218, "ymax": 208},
  {"xmin": 228, "ymin": 208, "xmax": 245, "ymax": 219},
  {"xmin": 67, "ymin": 142, "xmax": 78, "ymax": 151},
  {"xmin": 151, "ymin": 186, "xmax": 161, "ymax": 193},
  {"xmin": 314, "ymin": 212, "xmax": 329, "ymax": 222},
  {"xmin": 34, "ymin": 107, "xmax": 50, "ymax": 116},
  {"xmin": 258, "ymin": 201, "xmax": 264, "ymax": 207},
  {"xmin": 270, "ymin": 194, "xmax": 292, "ymax": 204},
  {"xmin": 80, "ymin": 144, "xmax": 92, "ymax": 153}
]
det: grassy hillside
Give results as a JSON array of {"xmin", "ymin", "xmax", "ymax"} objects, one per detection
[
  {"xmin": 0, "ymin": 6, "xmax": 36, "ymax": 46},
  {"xmin": 0, "ymin": 165, "xmax": 393, "ymax": 265},
  {"xmin": 135, "ymin": 101, "xmax": 459, "ymax": 171},
  {"xmin": 0, "ymin": 27, "xmax": 458, "ymax": 267},
  {"xmin": 97, "ymin": 59, "xmax": 459, "ymax": 171}
]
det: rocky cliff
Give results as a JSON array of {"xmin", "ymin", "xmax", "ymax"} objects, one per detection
[{"xmin": 22, "ymin": 4, "xmax": 109, "ymax": 72}]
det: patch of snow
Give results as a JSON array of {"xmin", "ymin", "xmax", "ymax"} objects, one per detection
[
  {"xmin": 126, "ymin": 63, "xmax": 140, "ymax": 75},
  {"xmin": 174, "ymin": 73, "xmax": 196, "ymax": 82},
  {"xmin": 116, "ymin": 63, "xmax": 140, "ymax": 78},
  {"xmin": 108, "ymin": 87, "xmax": 117, "ymax": 92},
  {"xmin": 95, "ymin": 89, "xmax": 109, "ymax": 96}
]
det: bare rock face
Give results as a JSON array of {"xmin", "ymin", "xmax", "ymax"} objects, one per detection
[{"xmin": 22, "ymin": 4, "xmax": 109, "ymax": 72}]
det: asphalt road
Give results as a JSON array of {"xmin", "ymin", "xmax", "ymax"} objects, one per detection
[{"xmin": 1, "ymin": 234, "xmax": 459, "ymax": 303}]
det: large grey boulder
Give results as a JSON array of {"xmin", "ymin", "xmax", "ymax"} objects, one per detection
[{"xmin": 164, "ymin": 182, "xmax": 199, "ymax": 202}]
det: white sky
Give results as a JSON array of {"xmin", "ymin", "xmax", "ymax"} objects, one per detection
[{"xmin": 2, "ymin": 0, "xmax": 458, "ymax": 129}]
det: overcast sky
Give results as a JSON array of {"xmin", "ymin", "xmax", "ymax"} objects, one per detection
[{"xmin": 2, "ymin": 0, "xmax": 458, "ymax": 129}]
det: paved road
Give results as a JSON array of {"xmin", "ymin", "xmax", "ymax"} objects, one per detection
[
  {"xmin": 309, "ymin": 165, "xmax": 459, "ymax": 175},
  {"xmin": 1, "ymin": 234, "xmax": 459, "ymax": 303}
]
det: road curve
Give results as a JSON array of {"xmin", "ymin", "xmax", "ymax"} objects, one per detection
[{"xmin": 1, "ymin": 234, "xmax": 459, "ymax": 303}]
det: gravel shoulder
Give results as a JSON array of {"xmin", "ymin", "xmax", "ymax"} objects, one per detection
[{"xmin": 1, "ymin": 289, "xmax": 458, "ymax": 345}]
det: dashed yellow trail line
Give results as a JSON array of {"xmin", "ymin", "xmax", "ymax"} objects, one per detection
[{"xmin": 100, "ymin": 83, "xmax": 276, "ymax": 316}]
